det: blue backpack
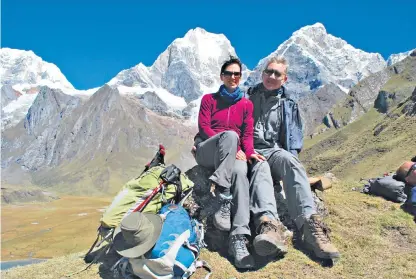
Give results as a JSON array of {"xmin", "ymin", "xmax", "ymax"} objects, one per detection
[{"xmin": 114, "ymin": 204, "xmax": 211, "ymax": 279}]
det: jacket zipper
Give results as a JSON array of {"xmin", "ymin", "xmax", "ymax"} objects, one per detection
[{"xmin": 227, "ymin": 106, "xmax": 230, "ymax": 129}]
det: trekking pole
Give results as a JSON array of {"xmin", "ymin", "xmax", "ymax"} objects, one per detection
[
  {"xmin": 132, "ymin": 164, "xmax": 183, "ymax": 212},
  {"xmin": 132, "ymin": 180, "xmax": 166, "ymax": 213},
  {"xmin": 140, "ymin": 144, "xmax": 166, "ymax": 176}
]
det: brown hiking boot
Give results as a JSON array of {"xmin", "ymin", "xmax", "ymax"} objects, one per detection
[
  {"xmin": 303, "ymin": 214, "xmax": 340, "ymax": 259},
  {"xmin": 253, "ymin": 216, "xmax": 288, "ymax": 256}
]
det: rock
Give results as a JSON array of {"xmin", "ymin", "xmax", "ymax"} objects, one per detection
[{"xmin": 184, "ymin": 165, "xmax": 329, "ymax": 235}]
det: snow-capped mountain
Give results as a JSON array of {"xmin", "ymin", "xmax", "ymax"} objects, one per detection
[
  {"xmin": 2, "ymin": 24, "xmax": 406, "ymax": 131},
  {"xmin": 244, "ymin": 23, "xmax": 386, "ymax": 98},
  {"xmin": 0, "ymin": 48, "xmax": 74, "ymax": 90},
  {"xmin": 3, "ymin": 24, "xmax": 414, "ymax": 194},
  {"xmin": 108, "ymin": 28, "xmax": 241, "ymax": 116},
  {"xmin": 109, "ymin": 28, "xmax": 238, "ymax": 100},
  {"xmin": 0, "ymin": 48, "xmax": 97, "ymax": 129},
  {"xmin": 149, "ymin": 27, "xmax": 239, "ymax": 102},
  {"xmin": 387, "ymin": 49, "xmax": 416, "ymax": 66}
]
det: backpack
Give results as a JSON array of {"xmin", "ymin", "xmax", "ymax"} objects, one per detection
[
  {"xmin": 114, "ymin": 204, "xmax": 211, "ymax": 279},
  {"xmin": 100, "ymin": 165, "xmax": 194, "ymax": 228},
  {"xmin": 363, "ymin": 176, "xmax": 407, "ymax": 203}
]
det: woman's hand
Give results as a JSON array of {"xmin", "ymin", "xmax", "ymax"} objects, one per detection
[
  {"xmin": 236, "ymin": 150, "xmax": 247, "ymax": 161},
  {"xmin": 249, "ymin": 153, "xmax": 266, "ymax": 163}
]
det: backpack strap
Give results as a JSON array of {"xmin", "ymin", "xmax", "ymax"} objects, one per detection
[
  {"xmin": 111, "ymin": 257, "xmax": 136, "ymax": 279},
  {"xmin": 246, "ymin": 87, "xmax": 253, "ymax": 98},
  {"xmin": 160, "ymin": 164, "xmax": 183, "ymax": 203},
  {"xmin": 182, "ymin": 260, "xmax": 212, "ymax": 279}
]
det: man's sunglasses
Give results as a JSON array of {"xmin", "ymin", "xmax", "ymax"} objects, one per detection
[
  {"xmin": 263, "ymin": 68, "xmax": 284, "ymax": 78},
  {"xmin": 406, "ymin": 163, "xmax": 416, "ymax": 178},
  {"xmin": 222, "ymin": 71, "xmax": 242, "ymax": 78}
]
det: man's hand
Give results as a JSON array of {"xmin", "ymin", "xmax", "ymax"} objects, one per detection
[
  {"xmin": 236, "ymin": 150, "xmax": 247, "ymax": 161},
  {"xmin": 249, "ymin": 153, "xmax": 266, "ymax": 163},
  {"xmin": 191, "ymin": 146, "xmax": 196, "ymax": 159}
]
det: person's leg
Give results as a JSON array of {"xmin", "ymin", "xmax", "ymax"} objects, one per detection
[
  {"xmin": 249, "ymin": 160, "xmax": 287, "ymax": 256},
  {"xmin": 267, "ymin": 149, "xmax": 340, "ymax": 259},
  {"xmin": 267, "ymin": 149, "xmax": 316, "ymax": 229},
  {"xmin": 227, "ymin": 160, "xmax": 254, "ymax": 269},
  {"xmin": 228, "ymin": 160, "xmax": 250, "ymax": 236},
  {"xmin": 249, "ymin": 161, "xmax": 278, "ymax": 227},
  {"xmin": 195, "ymin": 131, "xmax": 239, "ymax": 193}
]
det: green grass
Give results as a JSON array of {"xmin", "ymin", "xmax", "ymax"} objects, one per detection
[
  {"xmin": 301, "ymin": 104, "xmax": 416, "ymax": 181},
  {"xmin": 2, "ymin": 180, "xmax": 415, "ymax": 279}
]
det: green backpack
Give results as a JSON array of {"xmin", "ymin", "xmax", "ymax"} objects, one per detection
[{"xmin": 100, "ymin": 165, "xmax": 194, "ymax": 228}]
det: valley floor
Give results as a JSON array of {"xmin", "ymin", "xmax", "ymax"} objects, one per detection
[{"xmin": 1, "ymin": 196, "xmax": 111, "ymax": 261}]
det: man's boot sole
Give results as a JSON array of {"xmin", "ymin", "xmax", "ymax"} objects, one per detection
[
  {"xmin": 303, "ymin": 240, "xmax": 340, "ymax": 259},
  {"xmin": 253, "ymin": 235, "xmax": 288, "ymax": 256}
]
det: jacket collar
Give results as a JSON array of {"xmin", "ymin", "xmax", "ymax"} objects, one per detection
[{"xmin": 256, "ymin": 83, "xmax": 288, "ymax": 99}]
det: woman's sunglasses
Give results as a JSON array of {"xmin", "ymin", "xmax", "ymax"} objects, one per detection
[
  {"xmin": 222, "ymin": 71, "xmax": 241, "ymax": 78},
  {"xmin": 263, "ymin": 68, "xmax": 284, "ymax": 78}
]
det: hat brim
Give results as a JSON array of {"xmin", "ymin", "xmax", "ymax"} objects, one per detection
[{"xmin": 113, "ymin": 212, "xmax": 163, "ymax": 258}]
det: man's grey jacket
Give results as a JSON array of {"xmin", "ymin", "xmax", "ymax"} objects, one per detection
[{"xmin": 247, "ymin": 83, "xmax": 304, "ymax": 156}]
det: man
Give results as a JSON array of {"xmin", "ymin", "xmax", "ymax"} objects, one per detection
[{"xmin": 243, "ymin": 56, "xmax": 340, "ymax": 260}]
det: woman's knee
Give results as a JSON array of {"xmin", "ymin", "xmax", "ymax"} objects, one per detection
[
  {"xmin": 233, "ymin": 161, "xmax": 248, "ymax": 177},
  {"xmin": 219, "ymin": 130, "xmax": 239, "ymax": 145}
]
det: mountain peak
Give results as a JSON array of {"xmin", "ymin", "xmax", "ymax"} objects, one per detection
[
  {"xmin": 0, "ymin": 47, "xmax": 74, "ymax": 90},
  {"xmin": 387, "ymin": 48, "xmax": 416, "ymax": 66},
  {"xmin": 184, "ymin": 27, "xmax": 209, "ymax": 36},
  {"xmin": 295, "ymin": 22, "xmax": 327, "ymax": 37},
  {"xmin": 246, "ymin": 23, "xmax": 386, "ymax": 97}
]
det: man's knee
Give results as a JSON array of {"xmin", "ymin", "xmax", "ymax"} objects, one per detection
[
  {"xmin": 272, "ymin": 149, "xmax": 301, "ymax": 167},
  {"xmin": 252, "ymin": 161, "xmax": 271, "ymax": 177}
]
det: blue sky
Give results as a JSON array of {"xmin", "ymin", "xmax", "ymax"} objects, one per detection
[{"xmin": 2, "ymin": 0, "xmax": 415, "ymax": 90}]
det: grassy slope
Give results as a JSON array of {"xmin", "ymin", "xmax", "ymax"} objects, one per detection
[
  {"xmin": 302, "ymin": 104, "xmax": 416, "ymax": 182},
  {"xmin": 3, "ymin": 179, "xmax": 415, "ymax": 279}
]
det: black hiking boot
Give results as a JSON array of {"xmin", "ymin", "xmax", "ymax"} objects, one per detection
[
  {"xmin": 210, "ymin": 183, "xmax": 232, "ymax": 231},
  {"xmin": 228, "ymin": 235, "xmax": 255, "ymax": 269}
]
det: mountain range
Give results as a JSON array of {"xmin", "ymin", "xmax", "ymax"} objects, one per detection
[{"xmin": 1, "ymin": 22, "xmax": 415, "ymax": 194}]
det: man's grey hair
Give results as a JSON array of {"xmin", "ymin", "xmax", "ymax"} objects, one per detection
[{"xmin": 264, "ymin": 56, "xmax": 288, "ymax": 73}]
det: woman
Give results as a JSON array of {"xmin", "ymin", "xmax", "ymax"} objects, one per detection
[{"xmin": 192, "ymin": 57, "xmax": 263, "ymax": 269}]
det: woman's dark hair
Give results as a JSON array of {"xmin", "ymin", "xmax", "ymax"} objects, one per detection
[{"xmin": 220, "ymin": 56, "xmax": 242, "ymax": 74}]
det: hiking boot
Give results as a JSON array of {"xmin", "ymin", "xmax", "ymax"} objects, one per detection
[
  {"xmin": 228, "ymin": 235, "xmax": 255, "ymax": 269},
  {"xmin": 212, "ymin": 194, "xmax": 232, "ymax": 231},
  {"xmin": 303, "ymin": 214, "xmax": 340, "ymax": 259},
  {"xmin": 209, "ymin": 183, "xmax": 232, "ymax": 231},
  {"xmin": 253, "ymin": 216, "xmax": 288, "ymax": 256}
]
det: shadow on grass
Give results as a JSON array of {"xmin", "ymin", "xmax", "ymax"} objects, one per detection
[
  {"xmin": 400, "ymin": 203, "xmax": 416, "ymax": 223},
  {"xmin": 291, "ymin": 228, "xmax": 337, "ymax": 268},
  {"xmin": 83, "ymin": 245, "xmax": 122, "ymax": 279},
  {"xmin": 204, "ymin": 216, "xmax": 286, "ymax": 273}
]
